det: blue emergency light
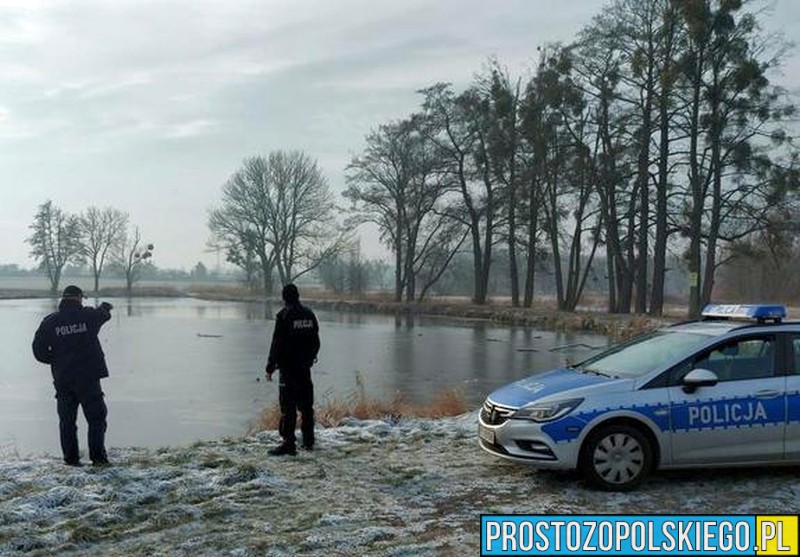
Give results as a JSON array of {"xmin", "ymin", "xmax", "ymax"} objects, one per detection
[{"xmin": 701, "ymin": 304, "xmax": 787, "ymax": 322}]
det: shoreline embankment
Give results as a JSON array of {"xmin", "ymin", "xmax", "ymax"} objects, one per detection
[{"xmin": 2, "ymin": 284, "xmax": 675, "ymax": 339}]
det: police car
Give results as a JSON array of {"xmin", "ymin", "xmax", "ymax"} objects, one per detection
[{"xmin": 478, "ymin": 304, "xmax": 800, "ymax": 491}]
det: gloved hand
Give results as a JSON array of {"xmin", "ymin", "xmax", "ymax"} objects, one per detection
[{"xmin": 100, "ymin": 301, "xmax": 114, "ymax": 311}]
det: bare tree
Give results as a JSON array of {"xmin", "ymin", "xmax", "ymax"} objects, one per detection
[
  {"xmin": 209, "ymin": 157, "xmax": 277, "ymax": 295},
  {"xmin": 346, "ymin": 118, "xmax": 457, "ymax": 302},
  {"xmin": 482, "ymin": 62, "xmax": 526, "ymax": 306},
  {"xmin": 267, "ymin": 151, "xmax": 345, "ymax": 284},
  {"xmin": 419, "ymin": 83, "xmax": 503, "ymax": 305},
  {"xmin": 79, "ymin": 207, "xmax": 128, "ymax": 293},
  {"xmin": 413, "ymin": 215, "xmax": 469, "ymax": 301},
  {"xmin": 590, "ymin": 0, "xmax": 685, "ymax": 314},
  {"xmin": 345, "ymin": 120, "xmax": 414, "ymax": 302},
  {"xmin": 676, "ymin": 0, "xmax": 793, "ymax": 316},
  {"xmin": 518, "ymin": 51, "xmax": 553, "ymax": 308},
  {"xmin": 27, "ymin": 200, "xmax": 82, "ymax": 293},
  {"xmin": 208, "ymin": 213, "xmax": 265, "ymax": 291},
  {"xmin": 209, "ymin": 151, "xmax": 343, "ymax": 295},
  {"xmin": 115, "ymin": 226, "xmax": 154, "ymax": 294},
  {"xmin": 523, "ymin": 47, "xmax": 607, "ymax": 311}
]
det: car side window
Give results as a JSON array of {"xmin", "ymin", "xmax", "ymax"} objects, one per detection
[
  {"xmin": 793, "ymin": 336, "xmax": 800, "ymax": 375},
  {"xmin": 666, "ymin": 360, "xmax": 693, "ymax": 386},
  {"xmin": 669, "ymin": 336, "xmax": 776, "ymax": 385}
]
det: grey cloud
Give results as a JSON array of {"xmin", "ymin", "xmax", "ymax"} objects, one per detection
[{"xmin": 0, "ymin": 0, "xmax": 797, "ymax": 268}]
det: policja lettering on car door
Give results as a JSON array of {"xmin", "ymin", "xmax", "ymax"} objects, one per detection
[{"xmin": 668, "ymin": 336, "xmax": 785, "ymax": 465}]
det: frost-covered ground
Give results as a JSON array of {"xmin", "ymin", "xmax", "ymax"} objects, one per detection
[{"xmin": 2, "ymin": 413, "xmax": 799, "ymax": 556}]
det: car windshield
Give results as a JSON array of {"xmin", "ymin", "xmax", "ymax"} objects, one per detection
[{"xmin": 576, "ymin": 330, "xmax": 713, "ymax": 379}]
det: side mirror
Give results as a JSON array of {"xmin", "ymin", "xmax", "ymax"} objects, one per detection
[{"xmin": 682, "ymin": 368, "xmax": 718, "ymax": 394}]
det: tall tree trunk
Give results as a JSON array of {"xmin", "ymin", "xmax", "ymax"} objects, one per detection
[
  {"xmin": 481, "ymin": 215, "xmax": 493, "ymax": 304},
  {"xmin": 650, "ymin": 93, "xmax": 670, "ymax": 315},
  {"xmin": 394, "ymin": 214, "xmax": 403, "ymax": 302},
  {"xmin": 635, "ymin": 117, "xmax": 652, "ymax": 314},
  {"xmin": 649, "ymin": 1, "xmax": 677, "ymax": 316},
  {"xmin": 471, "ymin": 225, "xmax": 485, "ymax": 304},
  {"xmin": 51, "ymin": 268, "xmax": 61, "ymax": 294},
  {"xmin": 687, "ymin": 195, "xmax": 703, "ymax": 319},
  {"xmin": 523, "ymin": 175, "xmax": 539, "ymax": 308},
  {"xmin": 259, "ymin": 250, "xmax": 274, "ymax": 297},
  {"xmin": 508, "ymin": 194, "xmax": 519, "ymax": 306},
  {"xmin": 702, "ymin": 168, "xmax": 721, "ymax": 307},
  {"xmin": 687, "ymin": 46, "xmax": 705, "ymax": 319},
  {"xmin": 550, "ymin": 228, "xmax": 564, "ymax": 310},
  {"xmin": 634, "ymin": 36, "xmax": 656, "ymax": 314},
  {"xmin": 595, "ymin": 85, "xmax": 630, "ymax": 314},
  {"xmin": 545, "ymin": 173, "xmax": 564, "ymax": 310},
  {"xmin": 620, "ymin": 192, "xmax": 637, "ymax": 313},
  {"xmin": 478, "ymin": 140, "xmax": 495, "ymax": 305},
  {"xmin": 507, "ymin": 149, "xmax": 519, "ymax": 306},
  {"xmin": 606, "ymin": 239, "xmax": 616, "ymax": 313},
  {"xmin": 702, "ymin": 83, "xmax": 723, "ymax": 308},
  {"xmin": 404, "ymin": 233, "xmax": 416, "ymax": 302}
]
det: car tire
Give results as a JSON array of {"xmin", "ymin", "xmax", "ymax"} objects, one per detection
[{"xmin": 579, "ymin": 423, "xmax": 653, "ymax": 492}]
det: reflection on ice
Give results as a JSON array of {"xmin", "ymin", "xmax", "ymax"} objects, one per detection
[{"xmin": 0, "ymin": 297, "xmax": 607, "ymax": 453}]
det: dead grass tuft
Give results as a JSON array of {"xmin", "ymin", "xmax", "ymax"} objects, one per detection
[{"xmin": 248, "ymin": 372, "xmax": 468, "ymax": 434}]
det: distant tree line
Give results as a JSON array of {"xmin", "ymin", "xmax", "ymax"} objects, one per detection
[
  {"xmin": 26, "ymin": 200, "xmax": 154, "ymax": 294},
  {"xmin": 0, "ymin": 264, "xmax": 37, "ymax": 276}
]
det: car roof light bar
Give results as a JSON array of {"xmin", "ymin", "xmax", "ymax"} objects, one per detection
[{"xmin": 701, "ymin": 304, "xmax": 786, "ymax": 323}]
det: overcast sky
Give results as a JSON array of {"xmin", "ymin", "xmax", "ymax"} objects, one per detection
[{"xmin": 1, "ymin": 0, "xmax": 799, "ymax": 270}]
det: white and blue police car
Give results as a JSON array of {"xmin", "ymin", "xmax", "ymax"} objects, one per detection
[{"xmin": 479, "ymin": 304, "xmax": 799, "ymax": 491}]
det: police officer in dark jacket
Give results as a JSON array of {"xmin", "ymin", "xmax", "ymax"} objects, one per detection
[
  {"xmin": 265, "ymin": 284, "xmax": 320, "ymax": 456},
  {"xmin": 32, "ymin": 285, "xmax": 113, "ymax": 467}
]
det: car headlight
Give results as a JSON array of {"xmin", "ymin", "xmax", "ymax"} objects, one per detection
[{"xmin": 511, "ymin": 398, "xmax": 583, "ymax": 422}]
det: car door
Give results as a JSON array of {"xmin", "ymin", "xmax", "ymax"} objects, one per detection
[
  {"xmin": 785, "ymin": 333, "xmax": 800, "ymax": 460},
  {"xmin": 667, "ymin": 334, "xmax": 785, "ymax": 465}
]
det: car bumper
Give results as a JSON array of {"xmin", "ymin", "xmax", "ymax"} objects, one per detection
[{"xmin": 478, "ymin": 416, "xmax": 579, "ymax": 470}]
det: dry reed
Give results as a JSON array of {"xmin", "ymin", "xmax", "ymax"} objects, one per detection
[{"xmin": 247, "ymin": 372, "xmax": 469, "ymax": 434}]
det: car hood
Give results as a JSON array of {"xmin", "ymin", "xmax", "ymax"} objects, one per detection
[{"xmin": 487, "ymin": 367, "xmax": 632, "ymax": 408}]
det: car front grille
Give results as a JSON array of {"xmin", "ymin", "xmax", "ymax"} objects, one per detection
[{"xmin": 480, "ymin": 401, "xmax": 515, "ymax": 425}]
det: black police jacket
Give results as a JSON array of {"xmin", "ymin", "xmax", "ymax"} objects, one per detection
[
  {"xmin": 266, "ymin": 303, "xmax": 320, "ymax": 371},
  {"xmin": 32, "ymin": 300, "xmax": 112, "ymax": 385}
]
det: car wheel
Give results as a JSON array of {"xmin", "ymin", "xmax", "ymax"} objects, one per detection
[{"xmin": 579, "ymin": 424, "xmax": 652, "ymax": 491}]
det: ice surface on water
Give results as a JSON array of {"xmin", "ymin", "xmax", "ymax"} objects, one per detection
[{"xmin": 0, "ymin": 297, "xmax": 607, "ymax": 454}]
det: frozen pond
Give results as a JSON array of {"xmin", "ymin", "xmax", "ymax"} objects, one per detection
[{"xmin": 0, "ymin": 297, "xmax": 608, "ymax": 454}]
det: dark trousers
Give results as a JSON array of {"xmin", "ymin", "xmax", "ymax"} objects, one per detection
[
  {"xmin": 55, "ymin": 379, "xmax": 107, "ymax": 464},
  {"xmin": 278, "ymin": 368, "xmax": 314, "ymax": 448}
]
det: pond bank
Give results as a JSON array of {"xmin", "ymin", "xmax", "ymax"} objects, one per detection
[
  {"xmin": 0, "ymin": 284, "xmax": 675, "ymax": 340},
  {"xmin": 306, "ymin": 299, "xmax": 672, "ymax": 340},
  {"xmin": 187, "ymin": 287, "xmax": 675, "ymax": 340},
  {"xmin": 0, "ymin": 286, "xmax": 186, "ymax": 300}
]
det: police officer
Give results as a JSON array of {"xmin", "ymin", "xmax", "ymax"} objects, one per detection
[
  {"xmin": 32, "ymin": 285, "xmax": 113, "ymax": 467},
  {"xmin": 265, "ymin": 284, "xmax": 320, "ymax": 456}
]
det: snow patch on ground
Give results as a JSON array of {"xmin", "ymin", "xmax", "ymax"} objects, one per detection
[{"xmin": 1, "ymin": 412, "xmax": 799, "ymax": 556}]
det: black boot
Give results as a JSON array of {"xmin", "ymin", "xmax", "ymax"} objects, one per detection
[{"xmin": 268, "ymin": 443, "xmax": 297, "ymax": 456}]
